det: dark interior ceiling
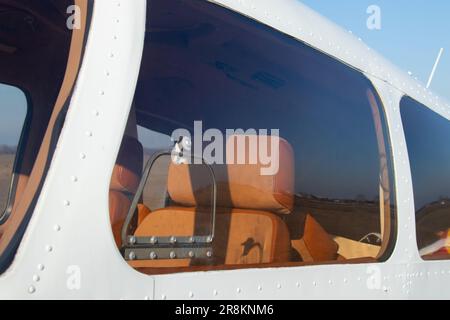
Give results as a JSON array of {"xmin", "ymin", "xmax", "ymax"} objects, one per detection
[
  {"xmin": 0, "ymin": 0, "xmax": 73, "ymax": 92},
  {"xmin": 135, "ymin": 0, "xmax": 365, "ymax": 135},
  {"xmin": 0, "ymin": 0, "xmax": 72, "ymax": 52}
]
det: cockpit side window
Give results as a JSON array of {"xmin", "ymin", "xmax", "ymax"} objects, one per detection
[
  {"xmin": 110, "ymin": 0, "xmax": 397, "ymax": 274},
  {"xmin": 0, "ymin": 84, "xmax": 28, "ymax": 223},
  {"xmin": 401, "ymin": 96, "xmax": 450, "ymax": 260},
  {"xmin": 0, "ymin": 0, "xmax": 91, "ymax": 273}
]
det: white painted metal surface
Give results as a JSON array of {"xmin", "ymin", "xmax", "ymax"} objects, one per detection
[
  {"xmin": 0, "ymin": 0, "xmax": 151, "ymax": 299},
  {"xmin": 1, "ymin": 0, "xmax": 449, "ymax": 299}
]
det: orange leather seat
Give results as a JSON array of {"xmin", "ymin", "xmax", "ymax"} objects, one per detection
[
  {"xmin": 132, "ymin": 135, "xmax": 295, "ymax": 268},
  {"xmin": 291, "ymin": 214, "xmax": 339, "ymax": 262},
  {"xmin": 109, "ymin": 136, "xmax": 143, "ymax": 247}
]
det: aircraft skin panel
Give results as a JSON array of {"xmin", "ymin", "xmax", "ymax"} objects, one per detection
[
  {"xmin": 152, "ymin": 263, "xmax": 423, "ymax": 300},
  {"xmin": 365, "ymin": 76, "xmax": 420, "ymax": 265},
  {"xmin": 0, "ymin": 0, "xmax": 449, "ymax": 299},
  {"xmin": 0, "ymin": 0, "xmax": 154, "ymax": 299}
]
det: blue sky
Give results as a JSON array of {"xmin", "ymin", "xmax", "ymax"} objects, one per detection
[
  {"xmin": 300, "ymin": 0, "xmax": 450, "ymax": 99},
  {"xmin": 0, "ymin": 85, "xmax": 26, "ymax": 145}
]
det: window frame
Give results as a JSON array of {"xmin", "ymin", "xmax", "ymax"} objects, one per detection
[
  {"xmin": 129, "ymin": 84, "xmax": 398, "ymax": 261},
  {"xmin": 0, "ymin": 84, "xmax": 32, "ymax": 225},
  {"xmin": 366, "ymin": 86, "xmax": 398, "ymax": 262},
  {"xmin": 400, "ymin": 95, "xmax": 450, "ymax": 261},
  {"xmin": 120, "ymin": 67, "xmax": 398, "ymax": 272},
  {"xmin": 112, "ymin": 0, "xmax": 399, "ymax": 275}
]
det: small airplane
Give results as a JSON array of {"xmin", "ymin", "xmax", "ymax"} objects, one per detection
[{"xmin": 0, "ymin": 0, "xmax": 449, "ymax": 300}]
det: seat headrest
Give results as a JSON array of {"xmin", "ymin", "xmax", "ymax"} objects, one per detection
[
  {"xmin": 168, "ymin": 135, "xmax": 295, "ymax": 214},
  {"xmin": 110, "ymin": 136, "xmax": 143, "ymax": 194}
]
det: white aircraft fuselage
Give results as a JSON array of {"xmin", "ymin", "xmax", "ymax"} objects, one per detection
[{"xmin": 0, "ymin": 0, "xmax": 449, "ymax": 299}]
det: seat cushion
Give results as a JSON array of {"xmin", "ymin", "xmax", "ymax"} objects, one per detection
[{"xmin": 130, "ymin": 207, "xmax": 291, "ymax": 268}]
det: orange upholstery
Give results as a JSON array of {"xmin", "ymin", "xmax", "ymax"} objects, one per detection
[
  {"xmin": 291, "ymin": 214, "xmax": 339, "ymax": 262},
  {"xmin": 131, "ymin": 207, "xmax": 291, "ymax": 268},
  {"xmin": 303, "ymin": 214, "xmax": 339, "ymax": 261},
  {"xmin": 109, "ymin": 136, "xmax": 143, "ymax": 246},
  {"xmin": 168, "ymin": 136, "xmax": 295, "ymax": 214},
  {"xmin": 109, "ymin": 191, "xmax": 132, "ymax": 246},
  {"xmin": 110, "ymin": 136, "xmax": 143, "ymax": 193},
  {"xmin": 137, "ymin": 204, "xmax": 151, "ymax": 225},
  {"xmin": 133, "ymin": 135, "xmax": 294, "ymax": 268}
]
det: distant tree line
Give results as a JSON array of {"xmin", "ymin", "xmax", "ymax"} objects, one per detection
[{"xmin": 0, "ymin": 145, "xmax": 17, "ymax": 154}]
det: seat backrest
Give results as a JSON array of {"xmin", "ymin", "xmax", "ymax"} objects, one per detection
[
  {"xmin": 291, "ymin": 214, "xmax": 339, "ymax": 262},
  {"xmin": 110, "ymin": 136, "xmax": 143, "ymax": 246},
  {"xmin": 133, "ymin": 135, "xmax": 295, "ymax": 267},
  {"xmin": 168, "ymin": 135, "xmax": 295, "ymax": 214}
]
